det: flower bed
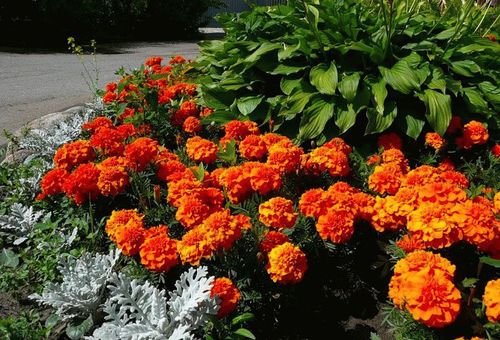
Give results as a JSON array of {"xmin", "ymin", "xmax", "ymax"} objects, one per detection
[{"xmin": 0, "ymin": 0, "xmax": 499, "ymax": 339}]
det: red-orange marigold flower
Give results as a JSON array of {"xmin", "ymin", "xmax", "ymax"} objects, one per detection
[
  {"xmin": 299, "ymin": 188, "xmax": 327, "ymax": 219},
  {"xmin": 115, "ymin": 221, "xmax": 145, "ymax": 256},
  {"xmin": 259, "ymin": 197, "xmax": 298, "ymax": 230},
  {"xmin": 90, "ymin": 127, "xmax": 126, "ymax": 156},
  {"xmin": 316, "ymin": 207, "xmax": 355, "ymax": 243},
  {"xmin": 267, "ymin": 143, "xmax": 303, "ymax": 174},
  {"xmin": 82, "ymin": 116, "xmax": 113, "ymax": 134},
  {"xmin": 368, "ymin": 164, "xmax": 403, "ymax": 195},
  {"xmin": 266, "ymin": 242, "xmax": 308, "ymax": 284},
  {"xmin": 37, "ymin": 168, "xmax": 70, "ymax": 200},
  {"xmin": 182, "ymin": 116, "xmax": 202, "ymax": 134},
  {"xmin": 105, "ymin": 209, "xmax": 145, "ymax": 242},
  {"xmin": 63, "ymin": 163, "xmax": 101, "ymax": 205},
  {"xmin": 54, "ymin": 140, "xmax": 95, "ymax": 171},
  {"xmin": 210, "ymin": 277, "xmax": 241, "ymax": 318},
  {"xmin": 175, "ymin": 196, "xmax": 211, "ymax": 229},
  {"xmin": 425, "ymin": 132, "xmax": 446, "ymax": 151},
  {"xmin": 259, "ymin": 231, "xmax": 290, "ymax": 255},
  {"xmin": 459, "ymin": 120, "xmax": 489, "ymax": 149},
  {"xmin": 185, "ymin": 136, "xmax": 218, "ymax": 164},
  {"xmin": 246, "ymin": 162, "xmax": 282, "ymax": 196},
  {"xmin": 239, "ymin": 135, "xmax": 267, "ymax": 160},
  {"xmin": 139, "ymin": 230, "xmax": 179, "ymax": 272},
  {"xmin": 97, "ymin": 166, "xmax": 129, "ymax": 196},
  {"xmin": 124, "ymin": 137, "xmax": 159, "ymax": 171}
]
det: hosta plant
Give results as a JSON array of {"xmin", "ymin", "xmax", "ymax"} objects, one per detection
[{"xmin": 196, "ymin": 0, "xmax": 499, "ymax": 143}]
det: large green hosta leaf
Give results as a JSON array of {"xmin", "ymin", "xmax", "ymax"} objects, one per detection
[
  {"xmin": 365, "ymin": 102, "xmax": 397, "ymax": 134},
  {"xmin": 298, "ymin": 96, "xmax": 335, "ymax": 141},
  {"xmin": 418, "ymin": 89, "xmax": 452, "ymax": 135},
  {"xmin": 309, "ymin": 62, "xmax": 338, "ymax": 95},
  {"xmin": 379, "ymin": 54, "xmax": 429, "ymax": 94}
]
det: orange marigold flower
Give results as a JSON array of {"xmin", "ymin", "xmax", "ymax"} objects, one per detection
[
  {"xmin": 169, "ymin": 55, "xmax": 186, "ymax": 64},
  {"xmin": 116, "ymin": 123, "xmax": 137, "ymax": 139},
  {"xmin": 446, "ymin": 116, "xmax": 462, "ymax": 135},
  {"xmin": 396, "ymin": 234, "xmax": 424, "ymax": 253},
  {"xmin": 37, "ymin": 168, "xmax": 70, "ymax": 200},
  {"xmin": 259, "ymin": 197, "xmax": 298, "ymax": 230},
  {"xmin": 438, "ymin": 158, "xmax": 455, "ymax": 171},
  {"xmin": 439, "ymin": 170, "xmax": 469, "ymax": 188},
  {"xmin": 175, "ymin": 196, "xmax": 211, "ymax": 229},
  {"xmin": 200, "ymin": 107, "xmax": 213, "ymax": 118},
  {"xmin": 266, "ymin": 242, "xmax": 308, "ymax": 284},
  {"xmin": 155, "ymin": 147, "xmax": 180, "ymax": 165},
  {"xmin": 63, "ymin": 163, "xmax": 101, "ymax": 205},
  {"xmin": 267, "ymin": 143, "xmax": 304, "ymax": 174},
  {"xmin": 370, "ymin": 196, "xmax": 409, "ymax": 232},
  {"xmin": 389, "ymin": 251, "xmax": 460, "ymax": 328},
  {"xmin": 458, "ymin": 200, "xmax": 498, "ymax": 252},
  {"xmin": 494, "ymin": 192, "xmax": 500, "ymax": 214},
  {"xmin": 145, "ymin": 56, "xmax": 163, "ymax": 67},
  {"xmin": 239, "ymin": 135, "xmax": 267, "ymax": 160},
  {"xmin": 172, "ymin": 101, "xmax": 199, "ymax": 126},
  {"xmin": 299, "ymin": 188, "xmax": 327, "ymax": 219},
  {"xmin": 115, "ymin": 221, "xmax": 145, "ymax": 256},
  {"xmin": 222, "ymin": 120, "xmax": 260, "ymax": 143},
  {"xmin": 425, "ymin": 132, "xmax": 446, "ymax": 151},
  {"xmin": 186, "ymin": 136, "xmax": 218, "ymax": 164},
  {"xmin": 139, "ymin": 229, "xmax": 178, "ymax": 272},
  {"xmin": 407, "ymin": 203, "xmax": 463, "ymax": 249},
  {"xmin": 97, "ymin": 166, "xmax": 129, "ymax": 196},
  {"xmin": 491, "ymin": 144, "xmax": 500, "ymax": 158},
  {"xmin": 54, "ymin": 140, "xmax": 95, "ymax": 171},
  {"xmin": 98, "ymin": 156, "xmax": 133, "ymax": 170},
  {"xmin": 167, "ymin": 178, "xmax": 202, "ymax": 207},
  {"xmin": 323, "ymin": 137, "xmax": 352, "ymax": 155},
  {"xmin": 368, "ymin": 164, "xmax": 403, "ymax": 195},
  {"xmin": 377, "ymin": 132, "xmax": 402, "ymax": 150},
  {"xmin": 102, "ymin": 91, "xmax": 117, "ymax": 103},
  {"xmin": 366, "ymin": 154, "xmax": 380, "ymax": 166},
  {"xmin": 486, "ymin": 33, "xmax": 497, "ymax": 42},
  {"xmin": 381, "ymin": 149, "xmax": 409, "ymax": 173},
  {"xmin": 459, "ymin": 120, "xmax": 489, "ymax": 149},
  {"xmin": 259, "ymin": 231, "xmax": 290, "ymax": 255},
  {"xmin": 219, "ymin": 166, "xmax": 252, "ymax": 204},
  {"xmin": 207, "ymin": 168, "xmax": 225, "ymax": 188},
  {"xmin": 210, "ymin": 278, "xmax": 241, "ymax": 318},
  {"xmin": 416, "ymin": 182, "xmax": 467, "ymax": 206},
  {"xmin": 401, "ymin": 165, "xmax": 440, "ymax": 188},
  {"xmin": 157, "ymin": 160, "xmax": 187, "ymax": 182},
  {"xmin": 246, "ymin": 162, "xmax": 282, "ymax": 196},
  {"xmin": 182, "ymin": 116, "xmax": 202, "ymax": 134},
  {"xmin": 316, "ymin": 207, "xmax": 355, "ymax": 243},
  {"xmin": 105, "ymin": 209, "xmax": 145, "ymax": 242},
  {"xmin": 105, "ymin": 82, "xmax": 117, "ymax": 92},
  {"xmin": 302, "ymin": 147, "xmax": 350, "ymax": 177},
  {"xmin": 261, "ymin": 133, "xmax": 290, "ymax": 148},
  {"xmin": 82, "ymin": 116, "xmax": 113, "ymax": 134},
  {"xmin": 90, "ymin": 127, "xmax": 126, "ymax": 156},
  {"xmin": 124, "ymin": 137, "xmax": 159, "ymax": 171},
  {"xmin": 483, "ymin": 279, "xmax": 500, "ymax": 323},
  {"xmin": 117, "ymin": 107, "xmax": 136, "ymax": 122}
]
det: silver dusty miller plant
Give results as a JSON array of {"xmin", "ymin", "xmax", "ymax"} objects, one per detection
[
  {"xmin": 89, "ymin": 266, "xmax": 219, "ymax": 340},
  {"xmin": 0, "ymin": 203, "xmax": 44, "ymax": 245},
  {"xmin": 30, "ymin": 249, "xmax": 121, "ymax": 321}
]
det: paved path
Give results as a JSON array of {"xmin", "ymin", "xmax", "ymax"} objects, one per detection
[{"xmin": 0, "ymin": 41, "xmax": 199, "ymax": 144}]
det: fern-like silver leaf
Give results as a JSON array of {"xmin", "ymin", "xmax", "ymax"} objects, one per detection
[
  {"xmin": 0, "ymin": 203, "xmax": 44, "ymax": 245},
  {"xmin": 30, "ymin": 249, "xmax": 121, "ymax": 320}
]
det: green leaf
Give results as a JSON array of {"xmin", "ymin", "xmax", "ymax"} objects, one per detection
[
  {"xmin": 450, "ymin": 60, "xmax": 481, "ymax": 77},
  {"xmin": 218, "ymin": 140, "xmax": 237, "ymax": 165},
  {"xmin": 335, "ymin": 104, "xmax": 358, "ymax": 134},
  {"xmin": 432, "ymin": 27, "xmax": 455, "ymax": 40},
  {"xmin": 278, "ymin": 41, "xmax": 301, "ymax": 61},
  {"xmin": 244, "ymin": 42, "xmax": 281, "ymax": 64},
  {"xmin": 338, "ymin": 73, "xmax": 360, "ymax": 102},
  {"xmin": 478, "ymin": 81, "xmax": 500, "ymax": 107},
  {"xmin": 299, "ymin": 96, "xmax": 335, "ymax": 140},
  {"xmin": 201, "ymin": 86, "xmax": 234, "ymax": 110},
  {"xmin": 280, "ymin": 77, "xmax": 303, "ymax": 96},
  {"xmin": 280, "ymin": 90, "xmax": 314, "ymax": 118},
  {"xmin": 403, "ymin": 114, "xmax": 425, "ymax": 139},
  {"xmin": 306, "ymin": 4, "xmax": 320, "ymax": 31},
  {"xmin": 231, "ymin": 313, "xmax": 255, "ymax": 326},
  {"xmin": 370, "ymin": 333, "xmax": 382, "ymax": 340},
  {"xmin": 480, "ymin": 256, "xmax": 500, "ymax": 268},
  {"xmin": 190, "ymin": 163, "xmax": 205, "ymax": 182},
  {"xmin": 309, "ymin": 62, "xmax": 338, "ymax": 95},
  {"xmin": 236, "ymin": 96, "xmax": 263, "ymax": 116},
  {"xmin": 201, "ymin": 110, "xmax": 239, "ymax": 124},
  {"xmin": 371, "ymin": 79, "xmax": 387, "ymax": 114},
  {"xmin": 418, "ymin": 89, "xmax": 452, "ymax": 135},
  {"xmin": 365, "ymin": 102, "xmax": 397, "ymax": 134},
  {"xmin": 463, "ymin": 88, "xmax": 489, "ymax": 115},
  {"xmin": 0, "ymin": 248, "xmax": 19, "ymax": 268},
  {"xmin": 45, "ymin": 314, "xmax": 60, "ymax": 328},
  {"xmin": 233, "ymin": 328, "xmax": 256, "ymax": 339},
  {"xmin": 66, "ymin": 315, "xmax": 93, "ymax": 340},
  {"xmin": 462, "ymin": 277, "xmax": 478, "ymax": 288},
  {"xmin": 379, "ymin": 58, "xmax": 424, "ymax": 94},
  {"xmin": 268, "ymin": 63, "xmax": 306, "ymax": 75}
]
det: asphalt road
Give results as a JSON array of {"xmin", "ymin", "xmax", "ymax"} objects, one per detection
[{"xmin": 0, "ymin": 41, "xmax": 199, "ymax": 144}]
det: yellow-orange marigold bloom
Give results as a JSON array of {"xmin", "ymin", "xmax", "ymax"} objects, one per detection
[
  {"xmin": 105, "ymin": 209, "xmax": 145, "ymax": 242},
  {"xmin": 157, "ymin": 160, "xmax": 187, "ymax": 182},
  {"xmin": 219, "ymin": 166, "xmax": 252, "ymax": 204},
  {"xmin": 185, "ymin": 136, "xmax": 218, "ymax": 164},
  {"xmin": 458, "ymin": 200, "xmax": 497, "ymax": 251},
  {"xmin": 261, "ymin": 133, "xmax": 290, "ymax": 148},
  {"xmin": 370, "ymin": 196, "xmax": 409, "ymax": 233},
  {"xmin": 494, "ymin": 192, "xmax": 500, "ymax": 214},
  {"xmin": 266, "ymin": 242, "xmax": 308, "ymax": 284},
  {"xmin": 124, "ymin": 137, "xmax": 159, "ymax": 171},
  {"xmin": 182, "ymin": 116, "xmax": 202, "ymax": 134},
  {"xmin": 267, "ymin": 142, "xmax": 303, "ymax": 174},
  {"xmin": 239, "ymin": 135, "xmax": 267, "ymax": 160},
  {"xmin": 416, "ymin": 182, "xmax": 467, "ymax": 206},
  {"xmin": 378, "ymin": 132, "xmax": 402, "ymax": 150},
  {"xmin": 97, "ymin": 166, "xmax": 129, "ymax": 196},
  {"xmin": 425, "ymin": 132, "xmax": 446, "ymax": 151},
  {"xmin": 210, "ymin": 278, "xmax": 241, "ymax": 318},
  {"xmin": 175, "ymin": 196, "xmax": 211, "ymax": 229},
  {"xmin": 439, "ymin": 170, "xmax": 469, "ymax": 189},
  {"xmin": 381, "ymin": 149, "xmax": 409, "ymax": 173},
  {"xmin": 401, "ymin": 165, "xmax": 440, "ymax": 188},
  {"xmin": 299, "ymin": 188, "xmax": 327, "ymax": 219},
  {"xmin": 460, "ymin": 120, "xmax": 489, "ymax": 149},
  {"xmin": 323, "ymin": 137, "xmax": 352, "ymax": 155},
  {"xmin": 54, "ymin": 140, "xmax": 95, "ymax": 171},
  {"xmin": 154, "ymin": 147, "xmax": 180, "ymax": 164},
  {"xmin": 407, "ymin": 203, "xmax": 462, "ymax": 249},
  {"xmin": 259, "ymin": 197, "xmax": 297, "ymax": 230},
  {"xmin": 139, "ymin": 228, "xmax": 178, "ymax": 272},
  {"xmin": 115, "ymin": 221, "xmax": 145, "ymax": 256},
  {"xmin": 483, "ymin": 279, "xmax": 500, "ymax": 323},
  {"xmin": 246, "ymin": 162, "xmax": 282, "ymax": 196},
  {"xmin": 368, "ymin": 164, "xmax": 403, "ymax": 195},
  {"xmin": 316, "ymin": 207, "xmax": 355, "ymax": 243}
]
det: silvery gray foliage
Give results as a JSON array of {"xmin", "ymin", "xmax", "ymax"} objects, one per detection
[
  {"xmin": 0, "ymin": 203, "xmax": 44, "ymax": 245},
  {"xmin": 89, "ymin": 266, "xmax": 219, "ymax": 340},
  {"xmin": 30, "ymin": 249, "xmax": 121, "ymax": 321},
  {"xmin": 19, "ymin": 104, "xmax": 99, "ymax": 160}
]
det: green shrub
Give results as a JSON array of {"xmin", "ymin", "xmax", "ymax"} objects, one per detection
[{"xmin": 196, "ymin": 0, "xmax": 499, "ymax": 144}]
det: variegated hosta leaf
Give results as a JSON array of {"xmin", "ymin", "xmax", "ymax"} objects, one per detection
[{"xmin": 30, "ymin": 249, "xmax": 121, "ymax": 320}]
